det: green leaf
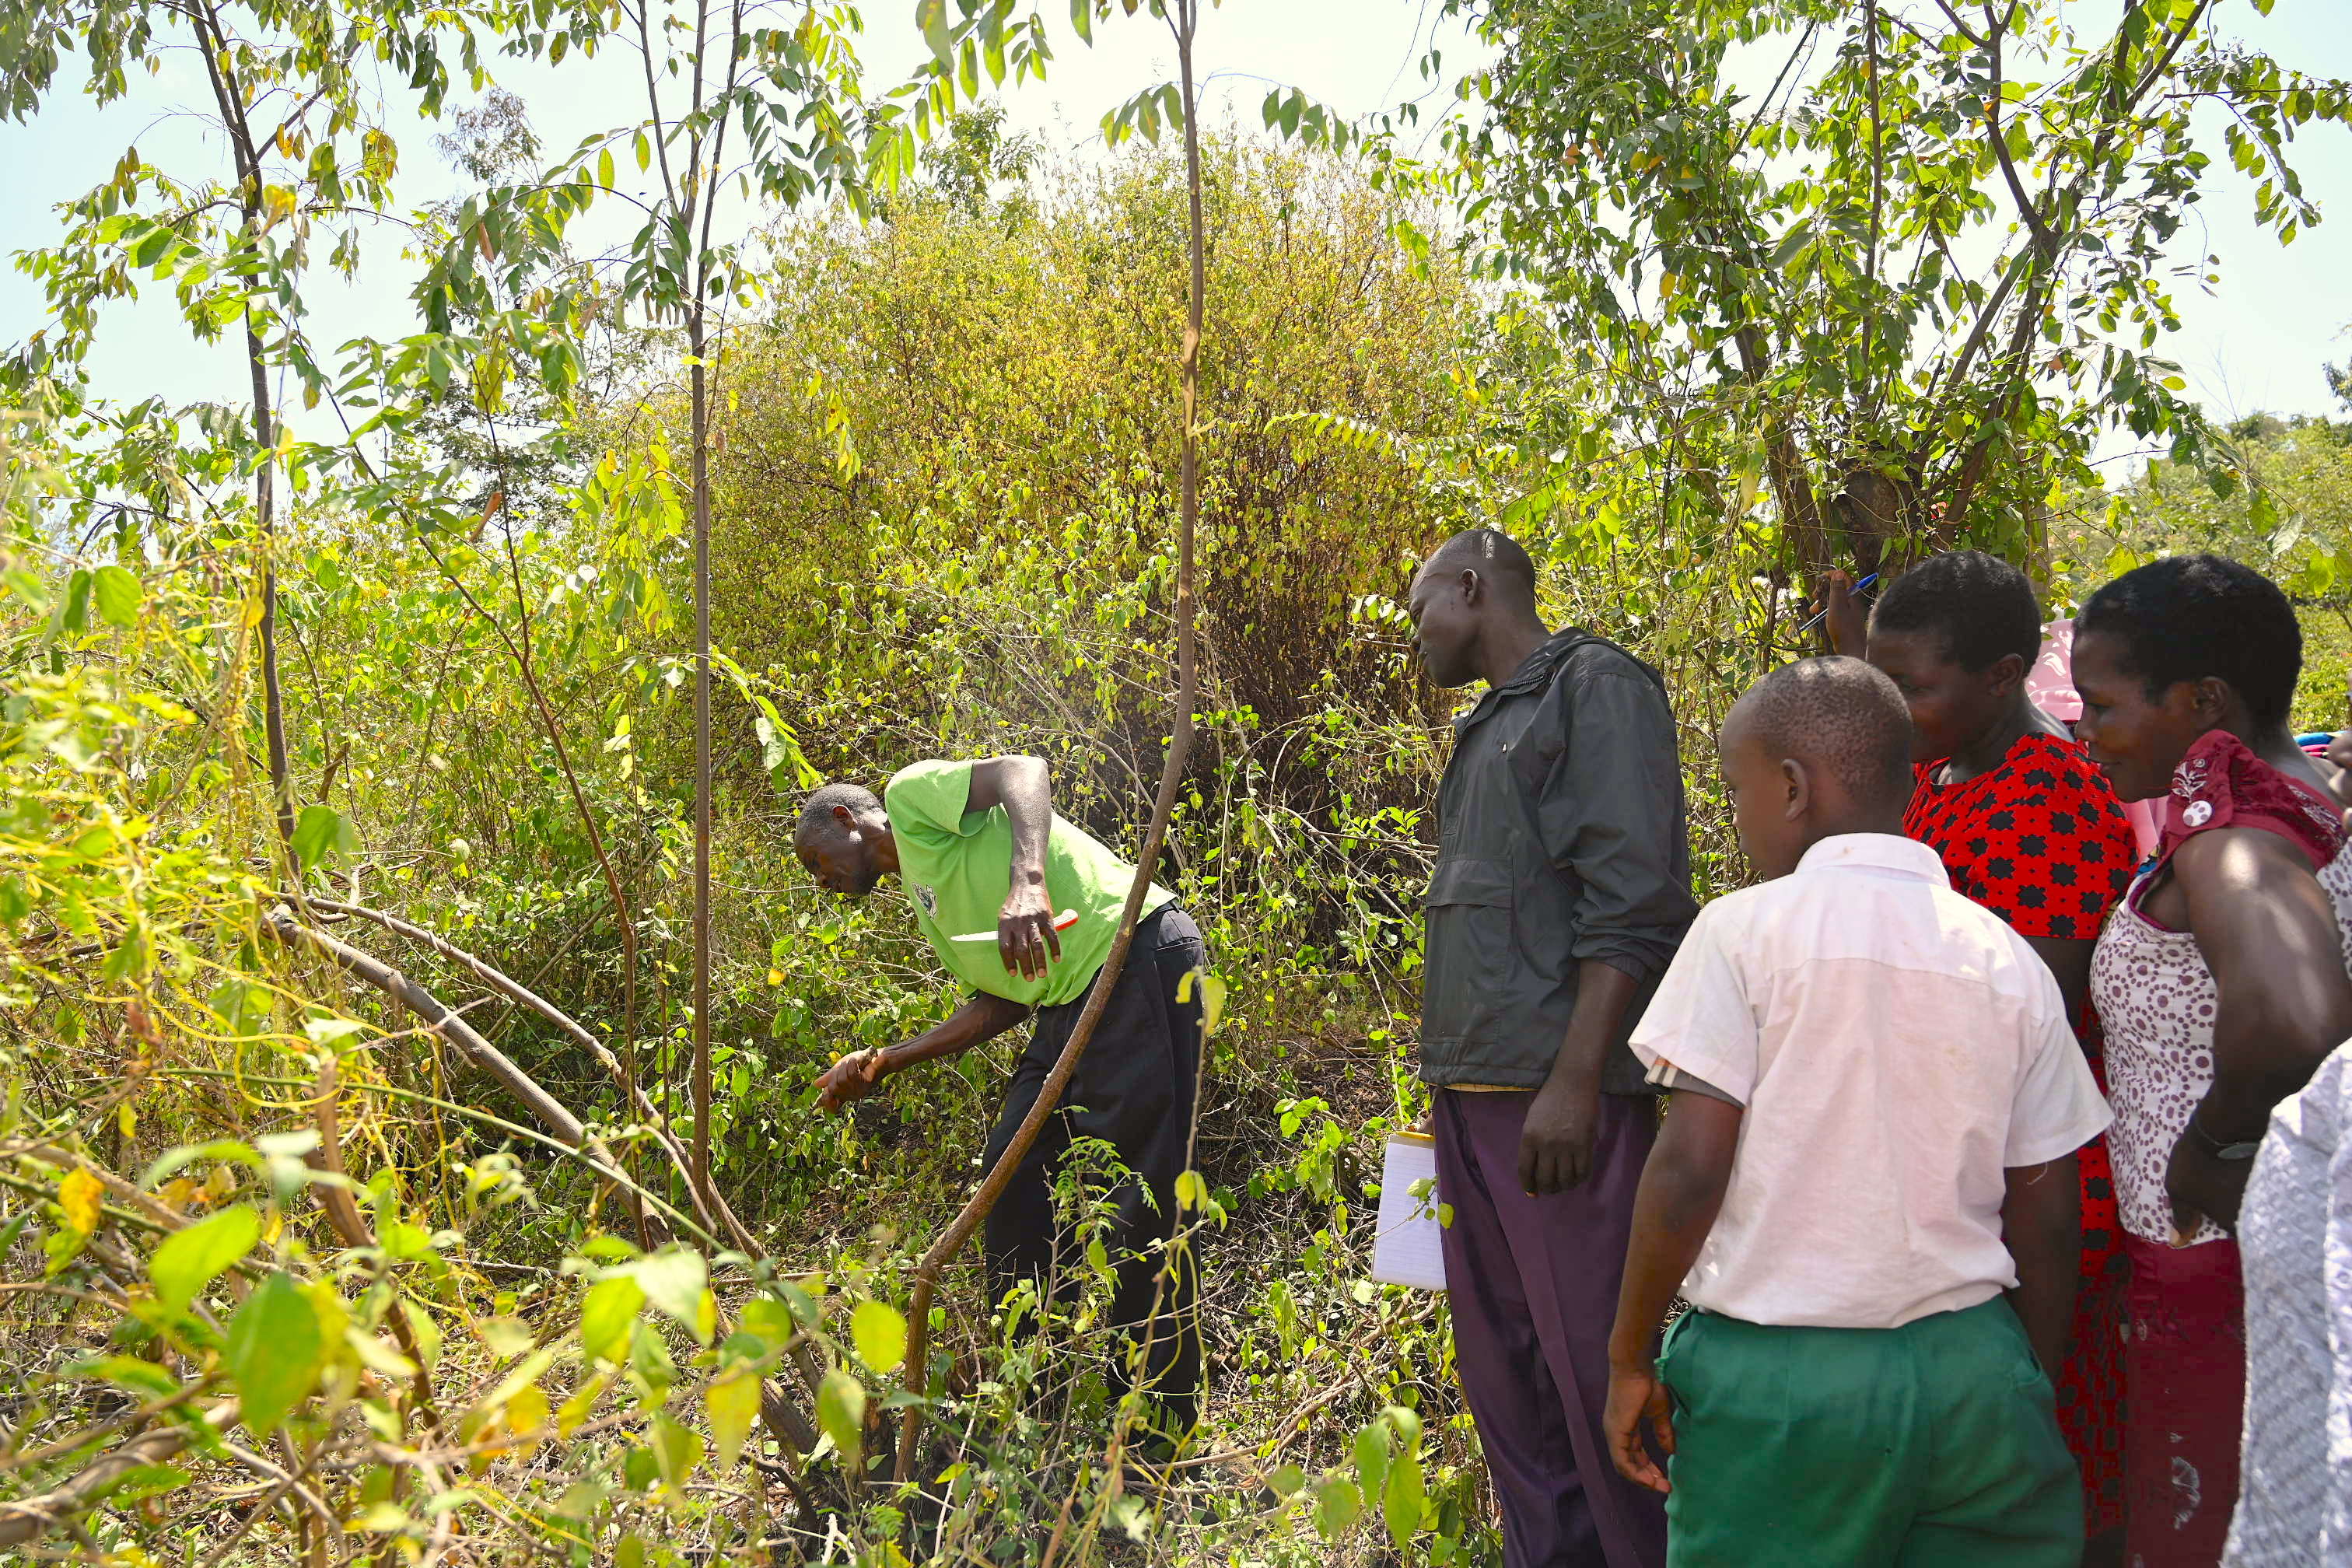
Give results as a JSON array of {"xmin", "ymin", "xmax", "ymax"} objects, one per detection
[
  {"xmin": 290, "ymin": 803, "xmax": 353, "ymax": 870},
  {"xmin": 650, "ymin": 1409, "xmax": 703, "ymax": 1487},
  {"xmin": 1070, "ymin": 0, "xmax": 1093, "ymax": 44},
  {"xmin": 226, "ymin": 1272, "xmax": 324, "ymax": 1435},
  {"xmin": 1174, "ymin": 1170, "xmax": 1208, "ymax": 1211},
  {"xmin": 597, "ymin": 146, "xmax": 615, "ymax": 188},
  {"xmin": 1314, "ymin": 1475, "xmax": 1363, "ymax": 1538},
  {"xmin": 59, "ymin": 569, "xmax": 91, "ymax": 635},
  {"xmin": 625, "ymin": 1249, "xmax": 707, "ymax": 1334},
  {"xmin": 740, "ymin": 1296, "xmax": 795, "ymax": 1351},
  {"xmin": 149, "ymin": 1204, "xmax": 260, "ymax": 1311},
  {"xmin": 1269, "ymin": 1462, "xmax": 1306, "ymax": 1497},
  {"xmin": 705, "ymin": 1369, "xmax": 760, "ymax": 1468},
  {"xmin": 817, "ymin": 1367, "xmax": 866, "ymax": 1464},
  {"xmin": 1382, "ymin": 1447, "xmax": 1426, "ymax": 1549},
  {"xmin": 92, "ymin": 565, "xmax": 142, "ymax": 629},
  {"xmin": 851, "ymin": 1299, "xmax": 907, "ymax": 1374},
  {"xmin": 1354, "ymin": 1419, "xmax": 1391, "ymax": 1501},
  {"xmin": 580, "ymin": 1275, "xmax": 645, "ymax": 1365}
]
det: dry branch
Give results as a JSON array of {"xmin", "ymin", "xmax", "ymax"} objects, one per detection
[
  {"xmin": 300, "ymin": 897, "xmax": 760, "ymax": 1255},
  {"xmin": 0, "ymin": 1402, "xmax": 240, "ymax": 1548}
]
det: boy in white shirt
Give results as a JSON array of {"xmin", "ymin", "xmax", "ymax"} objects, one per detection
[{"xmin": 1602, "ymin": 656, "xmax": 2111, "ymax": 1566}]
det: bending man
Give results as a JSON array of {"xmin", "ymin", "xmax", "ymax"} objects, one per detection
[{"xmin": 796, "ymin": 756, "xmax": 1206, "ymax": 1445}]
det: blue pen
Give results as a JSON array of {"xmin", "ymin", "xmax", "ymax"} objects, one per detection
[{"xmin": 1797, "ymin": 572, "xmax": 1878, "ymax": 638}]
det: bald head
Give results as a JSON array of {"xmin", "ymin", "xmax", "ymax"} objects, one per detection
[
  {"xmin": 1408, "ymin": 528, "xmax": 1546, "ymax": 689},
  {"xmin": 1731, "ymin": 657, "xmax": 1913, "ymax": 810},
  {"xmin": 1419, "ymin": 528, "xmax": 1538, "ymax": 608}
]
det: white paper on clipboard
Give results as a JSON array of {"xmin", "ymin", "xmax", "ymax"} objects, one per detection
[{"xmin": 1370, "ymin": 1132, "xmax": 1447, "ymax": 1290}]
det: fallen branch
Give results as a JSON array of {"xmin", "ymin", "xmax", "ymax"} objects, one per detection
[
  {"xmin": 263, "ymin": 913, "xmax": 822, "ymax": 1465},
  {"xmin": 260, "ymin": 912, "xmax": 657, "ymax": 1241},
  {"xmin": 0, "ymin": 1402, "xmax": 239, "ymax": 1549},
  {"xmin": 299, "ymin": 896, "xmax": 760, "ymax": 1256}
]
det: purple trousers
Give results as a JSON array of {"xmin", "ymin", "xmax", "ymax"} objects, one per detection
[{"xmin": 1435, "ymin": 1087, "xmax": 1668, "ymax": 1568}]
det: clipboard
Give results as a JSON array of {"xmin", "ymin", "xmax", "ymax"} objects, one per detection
[{"xmin": 1369, "ymin": 1130, "xmax": 1447, "ymax": 1291}]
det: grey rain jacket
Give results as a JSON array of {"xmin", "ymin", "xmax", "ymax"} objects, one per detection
[{"xmin": 1418, "ymin": 628, "xmax": 1698, "ymax": 1095}]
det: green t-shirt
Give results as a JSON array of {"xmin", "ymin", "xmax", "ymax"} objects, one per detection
[{"xmin": 884, "ymin": 759, "xmax": 1174, "ymax": 1009}]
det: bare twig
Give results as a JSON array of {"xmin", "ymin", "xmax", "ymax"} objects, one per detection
[{"xmin": 894, "ymin": 0, "xmax": 1206, "ymax": 1481}]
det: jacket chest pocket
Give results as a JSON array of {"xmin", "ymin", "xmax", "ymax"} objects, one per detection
[{"xmin": 1423, "ymin": 858, "xmax": 1515, "ymax": 1044}]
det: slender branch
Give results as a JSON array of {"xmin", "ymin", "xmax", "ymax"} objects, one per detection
[
  {"xmin": 0, "ymin": 1403, "xmax": 240, "ymax": 1549},
  {"xmin": 894, "ymin": 0, "xmax": 1205, "ymax": 1478},
  {"xmin": 301, "ymin": 897, "xmax": 758, "ymax": 1255}
]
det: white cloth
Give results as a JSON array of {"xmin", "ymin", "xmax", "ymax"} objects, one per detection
[
  {"xmin": 2092, "ymin": 838, "xmax": 2352, "ymax": 1247},
  {"xmin": 2225, "ymin": 1039, "xmax": 2352, "ymax": 1566},
  {"xmin": 1629, "ymin": 833, "xmax": 2112, "ymax": 1330}
]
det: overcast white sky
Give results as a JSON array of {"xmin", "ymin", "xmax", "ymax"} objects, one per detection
[{"xmin": 2, "ymin": 1, "xmax": 2347, "ymax": 440}]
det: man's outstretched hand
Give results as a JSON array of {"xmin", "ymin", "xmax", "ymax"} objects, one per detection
[
  {"xmin": 1813, "ymin": 570, "xmax": 1870, "ymax": 658},
  {"xmin": 1605, "ymin": 1361, "xmax": 1675, "ymax": 1495},
  {"xmin": 998, "ymin": 877, "xmax": 1062, "ymax": 982},
  {"xmin": 814, "ymin": 1048, "xmax": 884, "ymax": 1113}
]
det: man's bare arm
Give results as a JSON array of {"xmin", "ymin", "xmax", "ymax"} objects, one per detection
[{"xmin": 966, "ymin": 755, "xmax": 1062, "ymax": 980}]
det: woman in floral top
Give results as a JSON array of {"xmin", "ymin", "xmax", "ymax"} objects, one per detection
[
  {"xmin": 2074, "ymin": 554, "xmax": 2352, "ymax": 1568},
  {"xmin": 1846, "ymin": 551, "xmax": 2139, "ymax": 1557}
]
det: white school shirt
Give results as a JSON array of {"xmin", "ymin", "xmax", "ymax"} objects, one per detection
[{"xmin": 1629, "ymin": 833, "xmax": 2112, "ymax": 1330}]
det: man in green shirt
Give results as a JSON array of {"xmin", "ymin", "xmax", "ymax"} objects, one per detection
[{"xmin": 795, "ymin": 755, "xmax": 1206, "ymax": 1440}]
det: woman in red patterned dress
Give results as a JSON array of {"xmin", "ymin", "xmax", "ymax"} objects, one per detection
[{"xmin": 1834, "ymin": 551, "xmax": 2139, "ymax": 1561}]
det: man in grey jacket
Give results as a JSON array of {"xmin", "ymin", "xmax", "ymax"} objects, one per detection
[{"xmin": 1407, "ymin": 529, "xmax": 1695, "ymax": 1568}]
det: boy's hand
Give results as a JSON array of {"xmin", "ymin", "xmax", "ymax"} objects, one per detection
[
  {"xmin": 814, "ymin": 1048, "xmax": 884, "ymax": 1113},
  {"xmin": 1604, "ymin": 1362, "xmax": 1674, "ymax": 1495}
]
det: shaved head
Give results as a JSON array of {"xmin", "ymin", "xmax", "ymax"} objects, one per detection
[
  {"xmin": 795, "ymin": 782, "xmax": 880, "ymax": 846},
  {"xmin": 1419, "ymin": 527, "xmax": 1538, "ymax": 607},
  {"xmin": 1731, "ymin": 656, "xmax": 1913, "ymax": 810}
]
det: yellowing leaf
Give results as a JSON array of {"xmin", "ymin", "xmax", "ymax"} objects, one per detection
[
  {"xmin": 558, "ymin": 1370, "xmax": 610, "ymax": 1436},
  {"xmin": 580, "ymin": 1275, "xmax": 644, "ymax": 1365},
  {"xmin": 817, "ymin": 1367, "xmax": 866, "ymax": 1463},
  {"xmin": 505, "ymin": 1383, "xmax": 549, "ymax": 1440},
  {"xmin": 705, "ymin": 1369, "xmax": 760, "ymax": 1468},
  {"xmin": 851, "ymin": 1300, "xmax": 907, "ymax": 1374},
  {"xmin": 58, "ymin": 1167, "xmax": 104, "ymax": 1236},
  {"xmin": 1199, "ymin": 973, "xmax": 1227, "ymax": 1037}
]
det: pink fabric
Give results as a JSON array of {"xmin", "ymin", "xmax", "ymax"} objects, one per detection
[
  {"xmin": 2025, "ymin": 618, "xmax": 2083, "ymax": 721},
  {"xmin": 2029, "ymin": 618, "xmax": 2159, "ymax": 858}
]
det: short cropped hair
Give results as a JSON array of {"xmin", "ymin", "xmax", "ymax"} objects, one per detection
[
  {"xmin": 1869, "ymin": 550, "xmax": 2043, "ymax": 672},
  {"xmin": 1738, "ymin": 656, "xmax": 1914, "ymax": 807},
  {"xmin": 2076, "ymin": 555, "xmax": 2301, "ymax": 731},
  {"xmin": 1420, "ymin": 527, "xmax": 1538, "ymax": 604},
  {"xmin": 795, "ymin": 782, "xmax": 879, "ymax": 844}
]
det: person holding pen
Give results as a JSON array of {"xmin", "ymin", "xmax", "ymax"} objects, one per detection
[{"xmin": 794, "ymin": 756, "xmax": 1208, "ymax": 1444}]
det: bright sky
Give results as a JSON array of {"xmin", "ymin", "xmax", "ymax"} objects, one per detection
[{"xmin": 2, "ymin": 1, "xmax": 2347, "ymax": 439}]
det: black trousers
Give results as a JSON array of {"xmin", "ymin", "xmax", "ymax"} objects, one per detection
[{"xmin": 981, "ymin": 903, "xmax": 1206, "ymax": 1439}]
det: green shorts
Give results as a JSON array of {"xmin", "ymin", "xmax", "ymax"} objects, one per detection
[{"xmin": 1657, "ymin": 1297, "xmax": 2081, "ymax": 1567}]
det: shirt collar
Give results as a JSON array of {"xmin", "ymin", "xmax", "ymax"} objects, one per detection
[
  {"xmin": 1454, "ymin": 628, "xmax": 1590, "ymax": 730},
  {"xmin": 1794, "ymin": 833, "xmax": 1950, "ymax": 884}
]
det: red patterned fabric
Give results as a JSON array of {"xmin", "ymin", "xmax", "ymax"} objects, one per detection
[
  {"xmin": 1906, "ymin": 730, "xmax": 2138, "ymax": 1538},
  {"xmin": 1906, "ymin": 731, "xmax": 2139, "ymax": 944},
  {"xmin": 2154, "ymin": 727, "xmax": 2347, "ymax": 876}
]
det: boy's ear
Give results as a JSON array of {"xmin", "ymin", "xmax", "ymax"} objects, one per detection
[{"xmin": 1780, "ymin": 756, "xmax": 1811, "ymax": 821}]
